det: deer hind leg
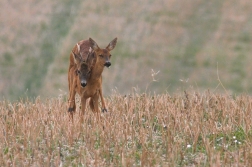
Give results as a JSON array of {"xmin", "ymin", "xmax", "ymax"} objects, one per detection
[
  {"xmin": 89, "ymin": 93, "xmax": 100, "ymax": 113},
  {"xmin": 79, "ymin": 97, "xmax": 87, "ymax": 123},
  {"xmin": 89, "ymin": 98, "xmax": 95, "ymax": 112},
  {"xmin": 90, "ymin": 93, "xmax": 101, "ymax": 122}
]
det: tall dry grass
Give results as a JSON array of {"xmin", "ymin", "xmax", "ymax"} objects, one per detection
[{"xmin": 1, "ymin": 91, "xmax": 252, "ymax": 166}]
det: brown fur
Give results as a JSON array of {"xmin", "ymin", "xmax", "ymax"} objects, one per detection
[
  {"xmin": 68, "ymin": 51, "xmax": 92, "ymax": 120},
  {"xmin": 68, "ymin": 37, "xmax": 117, "ymax": 122}
]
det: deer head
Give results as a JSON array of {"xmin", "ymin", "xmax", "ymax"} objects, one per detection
[
  {"xmin": 72, "ymin": 44, "xmax": 91, "ymax": 87},
  {"xmin": 89, "ymin": 37, "xmax": 117, "ymax": 68}
]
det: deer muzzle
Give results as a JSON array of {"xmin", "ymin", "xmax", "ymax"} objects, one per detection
[
  {"xmin": 104, "ymin": 61, "xmax": 111, "ymax": 67},
  {"xmin": 80, "ymin": 80, "xmax": 87, "ymax": 87}
]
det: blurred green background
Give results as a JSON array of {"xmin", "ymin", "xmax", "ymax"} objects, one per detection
[{"xmin": 0, "ymin": 0, "xmax": 252, "ymax": 100}]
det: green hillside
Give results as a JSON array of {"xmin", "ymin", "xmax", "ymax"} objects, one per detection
[{"xmin": 1, "ymin": 0, "xmax": 252, "ymax": 100}]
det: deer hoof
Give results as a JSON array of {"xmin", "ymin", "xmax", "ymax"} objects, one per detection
[
  {"xmin": 102, "ymin": 108, "xmax": 108, "ymax": 113},
  {"xmin": 68, "ymin": 108, "xmax": 75, "ymax": 112}
]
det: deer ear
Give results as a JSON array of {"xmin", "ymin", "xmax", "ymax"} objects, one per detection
[
  {"xmin": 89, "ymin": 47, "xmax": 92, "ymax": 53},
  {"xmin": 76, "ymin": 43, "xmax": 83, "ymax": 57},
  {"xmin": 72, "ymin": 51, "xmax": 81, "ymax": 64},
  {"xmin": 76, "ymin": 43, "xmax": 80, "ymax": 52},
  {"xmin": 89, "ymin": 38, "xmax": 99, "ymax": 51},
  {"xmin": 106, "ymin": 37, "xmax": 117, "ymax": 51}
]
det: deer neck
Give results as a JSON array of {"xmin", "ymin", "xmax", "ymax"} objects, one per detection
[{"xmin": 89, "ymin": 57, "xmax": 104, "ymax": 81}]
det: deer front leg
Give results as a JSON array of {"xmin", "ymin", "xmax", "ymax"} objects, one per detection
[
  {"xmin": 99, "ymin": 88, "xmax": 107, "ymax": 113},
  {"xmin": 68, "ymin": 90, "xmax": 76, "ymax": 113},
  {"xmin": 68, "ymin": 83, "xmax": 77, "ymax": 122},
  {"xmin": 79, "ymin": 97, "xmax": 87, "ymax": 123}
]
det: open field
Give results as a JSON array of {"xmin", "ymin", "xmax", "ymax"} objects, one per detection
[
  {"xmin": 1, "ymin": 91, "xmax": 252, "ymax": 166},
  {"xmin": 1, "ymin": 0, "xmax": 252, "ymax": 100},
  {"xmin": 1, "ymin": 1, "xmax": 252, "ymax": 165}
]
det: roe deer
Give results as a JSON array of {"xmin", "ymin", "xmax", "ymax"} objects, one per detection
[
  {"xmin": 68, "ymin": 37, "xmax": 117, "ymax": 122},
  {"xmin": 68, "ymin": 48, "xmax": 93, "ymax": 121}
]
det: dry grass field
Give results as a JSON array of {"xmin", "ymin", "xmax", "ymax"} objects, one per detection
[
  {"xmin": 1, "ymin": 0, "xmax": 252, "ymax": 100},
  {"xmin": 1, "ymin": 91, "xmax": 252, "ymax": 166}
]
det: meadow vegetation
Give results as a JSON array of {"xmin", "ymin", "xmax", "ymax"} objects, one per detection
[{"xmin": 1, "ymin": 91, "xmax": 252, "ymax": 166}]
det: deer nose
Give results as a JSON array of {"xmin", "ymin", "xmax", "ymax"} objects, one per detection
[
  {"xmin": 104, "ymin": 61, "xmax": 111, "ymax": 67},
  {"xmin": 81, "ymin": 81, "xmax": 87, "ymax": 87}
]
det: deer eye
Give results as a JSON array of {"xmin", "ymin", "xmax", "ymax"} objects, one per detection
[
  {"xmin": 77, "ymin": 70, "xmax": 81, "ymax": 74},
  {"xmin": 99, "ymin": 54, "xmax": 104, "ymax": 58}
]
